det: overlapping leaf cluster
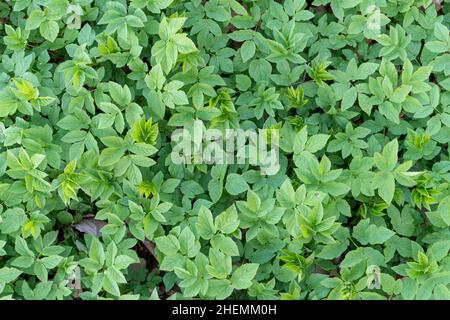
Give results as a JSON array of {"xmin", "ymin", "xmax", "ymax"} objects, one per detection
[{"xmin": 0, "ymin": 0, "xmax": 449, "ymax": 300}]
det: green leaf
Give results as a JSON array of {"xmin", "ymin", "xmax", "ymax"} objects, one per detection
[
  {"xmin": 103, "ymin": 272, "xmax": 121, "ymax": 296},
  {"xmin": 196, "ymin": 206, "xmax": 217, "ymax": 240},
  {"xmin": 305, "ymin": 134, "xmax": 330, "ymax": 153},
  {"xmin": 231, "ymin": 263, "xmax": 259, "ymax": 289},
  {"xmin": 0, "ymin": 267, "xmax": 22, "ymax": 283},
  {"xmin": 26, "ymin": 10, "xmax": 45, "ymax": 30},
  {"xmin": 389, "ymin": 85, "xmax": 411, "ymax": 104},
  {"xmin": 206, "ymin": 248, "xmax": 232, "ymax": 279},
  {"xmin": 353, "ymin": 219, "xmax": 395, "ymax": 245},
  {"xmin": 173, "ymin": 34, "xmax": 197, "ymax": 54},
  {"xmin": 373, "ymin": 171, "xmax": 396, "ymax": 204},
  {"xmin": 434, "ymin": 23, "xmax": 449, "ymax": 42},
  {"xmin": 211, "ymin": 234, "xmax": 239, "ymax": 256},
  {"xmin": 99, "ymin": 148, "xmax": 125, "ymax": 166},
  {"xmin": 89, "ymin": 237, "xmax": 105, "ymax": 266},
  {"xmin": 341, "ymin": 86, "xmax": 357, "ymax": 110},
  {"xmin": 240, "ymin": 41, "xmax": 256, "ymax": 63},
  {"xmin": 215, "ymin": 205, "xmax": 239, "ymax": 234},
  {"xmin": 225, "ymin": 173, "xmax": 249, "ymax": 195},
  {"xmin": 40, "ymin": 20, "xmax": 59, "ymax": 42},
  {"xmin": 155, "ymin": 235, "xmax": 180, "ymax": 256}
]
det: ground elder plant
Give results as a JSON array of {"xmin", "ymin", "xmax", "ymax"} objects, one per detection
[{"xmin": 0, "ymin": 0, "xmax": 449, "ymax": 301}]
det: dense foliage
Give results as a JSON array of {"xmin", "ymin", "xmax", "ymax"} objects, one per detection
[{"xmin": 0, "ymin": 0, "xmax": 449, "ymax": 300}]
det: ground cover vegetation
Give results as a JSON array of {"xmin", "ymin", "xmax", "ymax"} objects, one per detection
[{"xmin": 0, "ymin": 0, "xmax": 449, "ymax": 300}]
